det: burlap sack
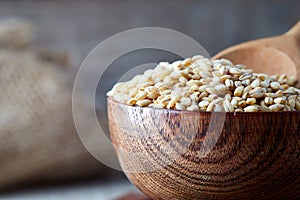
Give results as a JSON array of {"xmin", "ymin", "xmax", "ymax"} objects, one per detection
[
  {"xmin": 0, "ymin": 20, "xmax": 114, "ymax": 190},
  {"xmin": 0, "ymin": 19, "xmax": 33, "ymax": 49}
]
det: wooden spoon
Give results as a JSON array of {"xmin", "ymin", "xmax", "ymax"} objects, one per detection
[{"xmin": 213, "ymin": 21, "xmax": 300, "ymax": 85}]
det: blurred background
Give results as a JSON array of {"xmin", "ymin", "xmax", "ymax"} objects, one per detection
[
  {"xmin": 1, "ymin": 0, "xmax": 299, "ymax": 65},
  {"xmin": 0, "ymin": 0, "xmax": 299, "ymax": 199}
]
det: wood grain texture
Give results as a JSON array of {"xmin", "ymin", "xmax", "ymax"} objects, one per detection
[{"xmin": 108, "ymin": 97, "xmax": 300, "ymax": 200}]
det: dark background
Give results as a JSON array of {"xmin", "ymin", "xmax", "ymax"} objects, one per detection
[{"xmin": 0, "ymin": 0, "xmax": 299, "ymax": 65}]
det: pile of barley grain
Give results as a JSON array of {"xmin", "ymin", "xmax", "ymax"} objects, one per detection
[{"xmin": 107, "ymin": 55, "xmax": 300, "ymax": 112}]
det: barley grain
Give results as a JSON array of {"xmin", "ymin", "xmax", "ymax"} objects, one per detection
[
  {"xmin": 295, "ymin": 101, "xmax": 300, "ymax": 110},
  {"xmin": 287, "ymin": 76, "xmax": 296, "ymax": 85},
  {"xmin": 269, "ymin": 104, "xmax": 284, "ymax": 112},
  {"xmin": 231, "ymin": 98, "xmax": 238, "ymax": 107},
  {"xmin": 199, "ymin": 91, "xmax": 209, "ymax": 99},
  {"xmin": 136, "ymin": 99, "xmax": 151, "ymax": 107},
  {"xmin": 246, "ymin": 98, "xmax": 256, "ymax": 105},
  {"xmin": 249, "ymin": 87, "xmax": 266, "ymax": 98},
  {"xmin": 135, "ymin": 91, "xmax": 148, "ymax": 100},
  {"xmin": 234, "ymin": 86, "xmax": 244, "ymax": 97},
  {"xmin": 238, "ymin": 100, "xmax": 247, "ymax": 108},
  {"xmin": 264, "ymin": 97, "xmax": 273, "ymax": 105},
  {"xmin": 198, "ymin": 100, "xmax": 210, "ymax": 108},
  {"xmin": 244, "ymin": 105, "xmax": 258, "ymax": 112},
  {"xmin": 274, "ymin": 97, "xmax": 286, "ymax": 104},
  {"xmin": 181, "ymin": 97, "xmax": 192, "ymax": 106},
  {"xmin": 223, "ymin": 99, "xmax": 234, "ymax": 112},
  {"xmin": 206, "ymin": 102, "xmax": 215, "ymax": 112},
  {"xmin": 175, "ymin": 103, "xmax": 186, "ymax": 110},
  {"xmin": 258, "ymin": 106, "xmax": 270, "ymax": 112},
  {"xmin": 127, "ymin": 99, "xmax": 137, "ymax": 105},
  {"xmin": 251, "ymin": 78, "xmax": 260, "ymax": 88},
  {"xmin": 239, "ymin": 73, "xmax": 252, "ymax": 81}
]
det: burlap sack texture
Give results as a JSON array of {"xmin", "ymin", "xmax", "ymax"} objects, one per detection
[{"xmin": 0, "ymin": 19, "xmax": 115, "ymax": 190}]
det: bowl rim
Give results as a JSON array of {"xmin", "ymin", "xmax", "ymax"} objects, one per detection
[{"xmin": 107, "ymin": 97, "xmax": 300, "ymax": 115}]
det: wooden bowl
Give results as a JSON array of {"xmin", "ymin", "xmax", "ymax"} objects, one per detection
[{"xmin": 107, "ymin": 97, "xmax": 300, "ymax": 200}]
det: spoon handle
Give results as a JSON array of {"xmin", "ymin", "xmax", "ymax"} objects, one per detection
[{"xmin": 286, "ymin": 21, "xmax": 300, "ymax": 46}]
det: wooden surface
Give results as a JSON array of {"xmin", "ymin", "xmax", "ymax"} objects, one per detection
[{"xmin": 108, "ymin": 98, "xmax": 300, "ymax": 200}]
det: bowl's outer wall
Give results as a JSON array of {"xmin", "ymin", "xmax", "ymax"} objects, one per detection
[{"xmin": 108, "ymin": 98, "xmax": 300, "ymax": 200}]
